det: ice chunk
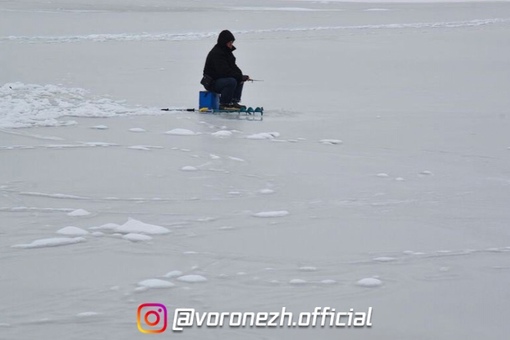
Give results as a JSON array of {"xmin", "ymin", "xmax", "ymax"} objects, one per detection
[{"xmin": 129, "ymin": 128, "xmax": 146, "ymax": 132}]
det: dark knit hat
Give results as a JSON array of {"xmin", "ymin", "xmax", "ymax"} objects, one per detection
[{"xmin": 217, "ymin": 30, "xmax": 235, "ymax": 45}]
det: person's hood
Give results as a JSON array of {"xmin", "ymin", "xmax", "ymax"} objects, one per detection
[{"xmin": 217, "ymin": 30, "xmax": 235, "ymax": 46}]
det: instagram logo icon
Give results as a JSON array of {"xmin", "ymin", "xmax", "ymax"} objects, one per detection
[{"xmin": 137, "ymin": 303, "xmax": 168, "ymax": 334}]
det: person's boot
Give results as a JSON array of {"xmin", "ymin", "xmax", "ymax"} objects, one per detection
[
  {"xmin": 232, "ymin": 102, "xmax": 247, "ymax": 110},
  {"xmin": 219, "ymin": 103, "xmax": 240, "ymax": 111}
]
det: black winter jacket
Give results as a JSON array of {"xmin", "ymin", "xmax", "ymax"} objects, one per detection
[{"xmin": 203, "ymin": 45, "xmax": 243, "ymax": 84}]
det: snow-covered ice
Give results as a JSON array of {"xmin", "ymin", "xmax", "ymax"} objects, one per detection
[{"xmin": 2, "ymin": 1, "xmax": 510, "ymax": 339}]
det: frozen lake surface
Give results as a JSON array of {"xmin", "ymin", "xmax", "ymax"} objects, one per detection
[{"xmin": 1, "ymin": 0, "xmax": 510, "ymax": 339}]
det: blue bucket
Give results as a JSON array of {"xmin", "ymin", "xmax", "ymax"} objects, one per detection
[{"xmin": 199, "ymin": 91, "xmax": 219, "ymax": 110}]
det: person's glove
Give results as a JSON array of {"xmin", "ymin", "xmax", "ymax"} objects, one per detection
[{"xmin": 242, "ymin": 75, "xmax": 250, "ymax": 82}]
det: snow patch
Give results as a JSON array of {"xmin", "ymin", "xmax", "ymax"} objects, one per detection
[
  {"xmin": 177, "ymin": 275, "xmax": 208, "ymax": 283},
  {"xmin": 165, "ymin": 128, "xmax": 197, "ymax": 136},
  {"xmin": 12, "ymin": 237, "xmax": 86, "ymax": 249},
  {"xmin": 321, "ymin": 279, "xmax": 337, "ymax": 284},
  {"xmin": 289, "ymin": 279, "xmax": 307, "ymax": 285},
  {"xmin": 89, "ymin": 223, "xmax": 120, "ymax": 231},
  {"xmin": 137, "ymin": 279, "xmax": 175, "ymax": 289},
  {"xmin": 228, "ymin": 156, "xmax": 245, "ymax": 162},
  {"xmin": 122, "ymin": 233, "xmax": 153, "ymax": 242},
  {"xmin": 115, "ymin": 218, "xmax": 170, "ymax": 235},
  {"xmin": 67, "ymin": 209, "xmax": 91, "ymax": 217},
  {"xmin": 373, "ymin": 257, "xmax": 397, "ymax": 262},
  {"xmin": 0, "ymin": 83, "xmax": 156, "ymax": 129},
  {"xmin": 128, "ymin": 145, "xmax": 163, "ymax": 151},
  {"xmin": 253, "ymin": 210, "xmax": 290, "ymax": 218},
  {"xmin": 163, "ymin": 270, "xmax": 183, "ymax": 278},
  {"xmin": 212, "ymin": 130, "xmax": 233, "ymax": 137},
  {"xmin": 247, "ymin": 132, "xmax": 280, "ymax": 140},
  {"xmin": 56, "ymin": 226, "xmax": 89, "ymax": 236},
  {"xmin": 76, "ymin": 312, "xmax": 100, "ymax": 318},
  {"xmin": 356, "ymin": 278, "xmax": 383, "ymax": 288},
  {"xmin": 181, "ymin": 166, "xmax": 198, "ymax": 172},
  {"xmin": 320, "ymin": 139, "xmax": 343, "ymax": 145}
]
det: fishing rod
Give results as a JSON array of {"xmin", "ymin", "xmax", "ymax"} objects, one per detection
[{"xmin": 161, "ymin": 108, "xmax": 195, "ymax": 112}]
